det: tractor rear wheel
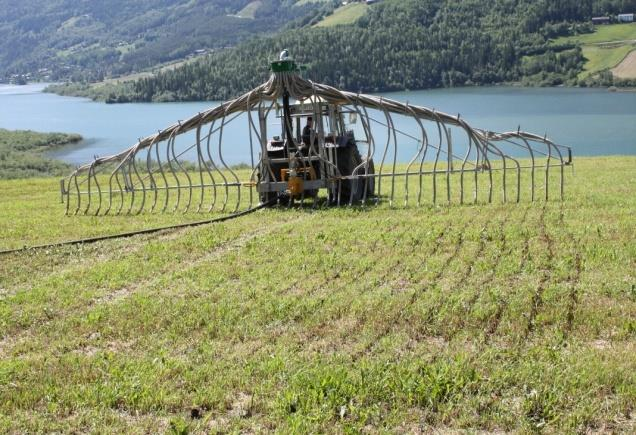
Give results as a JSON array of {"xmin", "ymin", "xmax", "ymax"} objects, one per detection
[{"xmin": 334, "ymin": 145, "xmax": 375, "ymax": 204}]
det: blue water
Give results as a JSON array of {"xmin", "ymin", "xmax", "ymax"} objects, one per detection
[{"xmin": 0, "ymin": 83, "xmax": 634, "ymax": 165}]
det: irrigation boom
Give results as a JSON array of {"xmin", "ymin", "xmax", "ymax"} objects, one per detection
[{"xmin": 61, "ymin": 54, "xmax": 572, "ymax": 215}]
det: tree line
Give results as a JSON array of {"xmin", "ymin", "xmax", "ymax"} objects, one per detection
[{"xmin": 112, "ymin": 0, "xmax": 636, "ymax": 103}]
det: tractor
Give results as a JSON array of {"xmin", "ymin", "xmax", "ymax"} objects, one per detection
[{"xmin": 256, "ymin": 62, "xmax": 375, "ymax": 205}]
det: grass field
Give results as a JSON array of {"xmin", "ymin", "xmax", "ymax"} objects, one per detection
[
  {"xmin": 315, "ymin": 3, "xmax": 368, "ymax": 27},
  {"xmin": 234, "ymin": 1, "xmax": 263, "ymax": 19},
  {"xmin": 553, "ymin": 23, "xmax": 636, "ymax": 79},
  {"xmin": 1, "ymin": 156, "xmax": 635, "ymax": 432},
  {"xmin": 554, "ymin": 23, "xmax": 636, "ymax": 46},
  {"xmin": 580, "ymin": 44, "xmax": 636, "ymax": 78}
]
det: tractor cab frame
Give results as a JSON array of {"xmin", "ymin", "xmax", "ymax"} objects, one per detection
[{"xmin": 257, "ymin": 91, "xmax": 375, "ymax": 205}]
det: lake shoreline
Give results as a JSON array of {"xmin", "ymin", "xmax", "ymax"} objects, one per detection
[
  {"xmin": 1, "ymin": 83, "xmax": 634, "ymax": 166},
  {"xmin": 0, "ymin": 128, "xmax": 82, "ymax": 179},
  {"xmin": 3, "ymin": 81, "xmax": 635, "ymax": 105},
  {"xmin": 39, "ymin": 80, "xmax": 636, "ymax": 104}
]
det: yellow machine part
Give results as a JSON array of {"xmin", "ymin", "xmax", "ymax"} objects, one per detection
[
  {"xmin": 287, "ymin": 176, "xmax": 303, "ymax": 196},
  {"xmin": 281, "ymin": 167, "xmax": 317, "ymax": 198}
]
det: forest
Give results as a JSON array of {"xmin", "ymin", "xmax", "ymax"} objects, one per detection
[
  {"xmin": 0, "ymin": 0, "xmax": 335, "ymax": 82},
  {"xmin": 91, "ymin": 0, "xmax": 636, "ymax": 102}
]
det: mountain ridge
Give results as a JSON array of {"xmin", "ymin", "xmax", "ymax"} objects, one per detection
[
  {"xmin": 0, "ymin": 0, "xmax": 336, "ymax": 83},
  {"xmin": 62, "ymin": 0, "xmax": 636, "ymax": 102}
]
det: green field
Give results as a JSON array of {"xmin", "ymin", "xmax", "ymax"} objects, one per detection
[
  {"xmin": 315, "ymin": 2, "xmax": 368, "ymax": 27},
  {"xmin": 554, "ymin": 23, "xmax": 636, "ymax": 45},
  {"xmin": 1, "ymin": 156, "xmax": 635, "ymax": 432},
  {"xmin": 580, "ymin": 44, "xmax": 636, "ymax": 78},
  {"xmin": 553, "ymin": 23, "xmax": 636, "ymax": 79},
  {"xmin": 235, "ymin": 1, "xmax": 262, "ymax": 19}
]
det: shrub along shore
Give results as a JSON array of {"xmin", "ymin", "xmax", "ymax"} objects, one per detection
[{"xmin": 0, "ymin": 129, "xmax": 81, "ymax": 179}]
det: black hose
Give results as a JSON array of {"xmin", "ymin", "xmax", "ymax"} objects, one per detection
[{"xmin": 0, "ymin": 201, "xmax": 273, "ymax": 256}]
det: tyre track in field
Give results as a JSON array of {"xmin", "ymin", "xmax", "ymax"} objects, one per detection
[
  {"xmin": 419, "ymin": 224, "xmax": 478, "ymax": 328},
  {"xmin": 559, "ymin": 204, "xmax": 583, "ymax": 338},
  {"xmin": 264, "ymin": 220, "xmax": 454, "ymax": 360},
  {"xmin": 520, "ymin": 202, "xmax": 582, "ymax": 340},
  {"xmin": 481, "ymin": 205, "xmax": 531, "ymax": 340},
  {"xmin": 286, "ymin": 224, "xmax": 402, "ymax": 323},
  {"xmin": 301, "ymin": 218, "xmax": 405, "ymax": 298},
  {"xmin": 377, "ymin": 218, "xmax": 460, "ymax": 330},
  {"xmin": 0, "ymin": 228, "xmax": 195, "ymax": 299},
  {"xmin": 232, "ymin": 219, "xmax": 408, "ymax": 359},
  {"xmin": 564, "ymin": 248, "xmax": 582, "ymax": 336},
  {"xmin": 150, "ymin": 217, "xmax": 412, "ymax": 360},
  {"xmin": 444, "ymin": 206, "xmax": 516, "ymax": 341},
  {"xmin": 0, "ymin": 216, "xmax": 305, "ymax": 355},
  {"xmin": 257, "ymin": 213, "xmax": 379, "ymax": 301},
  {"xmin": 415, "ymin": 219, "xmax": 470, "ymax": 310},
  {"xmin": 349, "ymin": 217, "xmax": 469, "ymax": 361},
  {"xmin": 523, "ymin": 203, "xmax": 556, "ymax": 340},
  {"xmin": 279, "ymin": 220, "xmax": 450, "ymax": 350}
]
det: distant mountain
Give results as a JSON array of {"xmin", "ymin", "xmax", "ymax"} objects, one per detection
[
  {"xmin": 0, "ymin": 0, "xmax": 336, "ymax": 82},
  {"xmin": 74, "ymin": 0, "xmax": 636, "ymax": 103}
]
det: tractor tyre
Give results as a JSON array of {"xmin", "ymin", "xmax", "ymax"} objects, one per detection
[{"xmin": 335, "ymin": 144, "xmax": 370, "ymax": 204}]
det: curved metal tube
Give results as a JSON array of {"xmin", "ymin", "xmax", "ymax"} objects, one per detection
[{"xmin": 60, "ymin": 70, "xmax": 571, "ymax": 215}]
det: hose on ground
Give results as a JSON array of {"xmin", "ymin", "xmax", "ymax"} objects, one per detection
[{"xmin": 0, "ymin": 199, "xmax": 275, "ymax": 256}]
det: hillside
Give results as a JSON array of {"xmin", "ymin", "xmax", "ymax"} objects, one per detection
[
  {"xmin": 314, "ymin": 2, "xmax": 368, "ymax": 27},
  {"xmin": 552, "ymin": 22, "xmax": 636, "ymax": 80},
  {"xmin": 0, "ymin": 0, "xmax": 336, "ymax": 83},
  {"xmin": 1, "ymin": 156, "xmax": 635, "ymax": 432},
  {"xmin": 52, "ymin": 0, "xmax": 636, "ymax": 103}
]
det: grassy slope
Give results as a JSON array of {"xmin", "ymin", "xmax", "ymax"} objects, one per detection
[
  {"xmin": 0, "ymin": 156, "xmax": 635, "ymax": 432},
  {"xmin": 235, "ymin": 1, "xmax": 262, "ymax": 19},
  {"xmin": 581, "ymin": 44, "xmax": 635, "ymax": 78},
  {"xmin": 553, "ymin": 23, "xmax": 636, "ymax": 78},
  {"xmin": 315, "ymin": 2, "xmax": 368, "ymax": 27},
  {"xmin": 554, "ymin": 23, "xmax": 636, "ymax": 45}
]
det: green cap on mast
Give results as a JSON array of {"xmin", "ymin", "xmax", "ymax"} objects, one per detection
[{"xmin": 271, "ymin": 49, "xmax": 302, "ymax": 73}]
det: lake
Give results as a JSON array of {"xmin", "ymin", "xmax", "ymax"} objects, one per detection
[{"xmin": 0, "ymin": 83, "xmax": 634, "ymax": 166}]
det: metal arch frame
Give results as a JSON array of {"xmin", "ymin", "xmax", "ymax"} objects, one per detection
[{"xmin": 60, "ymin": 69, "xmax": 573, "ymax": 216}]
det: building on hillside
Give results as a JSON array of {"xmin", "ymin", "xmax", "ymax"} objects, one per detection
[
  {"xmin": 592, "ymin": 16, "xmax": 611, "ymax": 25},
  {"xmin": 617, "ymin": 13, "xmax": 634, "ymax": 23}
]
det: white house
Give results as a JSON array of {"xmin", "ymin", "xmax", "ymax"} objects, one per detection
[
  {"xmin": 592, "ymin": 16, "xmax": 611, "ymax": 25},
  {"xmin": 617, "ymin": 13, "xmax": 634, "ymax": 22}
]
